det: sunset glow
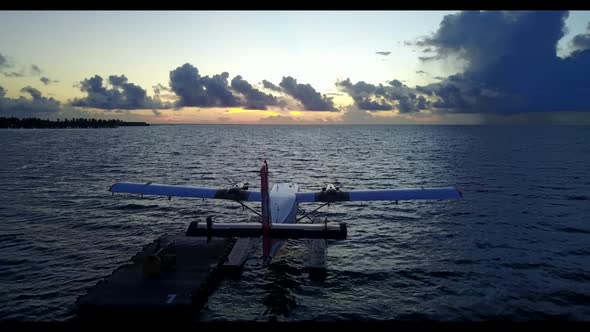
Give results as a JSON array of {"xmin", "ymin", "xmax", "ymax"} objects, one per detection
[{"xmin": 1, "ymin": 11, "xmax": 590, "ymax": 124}]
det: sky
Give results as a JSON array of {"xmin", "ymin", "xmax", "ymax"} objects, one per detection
[{"xmin": 1, "ymin": 10, "xmax": 590, "ymax": 125}]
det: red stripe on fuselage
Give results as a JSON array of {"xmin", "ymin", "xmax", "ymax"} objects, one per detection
[{"xmin": 260, "ymin": 161, "xmax": 271, "ymax": 260}]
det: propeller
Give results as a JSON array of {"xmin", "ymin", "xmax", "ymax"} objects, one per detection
[
  {"xmin": 223, "ymin": 177, "xmax": 250, "ymax": 190},
  {"xmin": 320, "ymin": 180, "xmax": 344, "ymax": 192}
]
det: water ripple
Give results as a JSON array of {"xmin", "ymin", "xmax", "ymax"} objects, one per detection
[{"xmin": 0, "ymin": 125, "xmax": 589, "ymax": 321}]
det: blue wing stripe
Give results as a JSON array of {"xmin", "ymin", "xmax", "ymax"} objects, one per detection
[
  {"xmin": 248, "ymin": 191, "xmax": 262, "ymax": 201},
  {"xmin": 296, "ymin": 187, "xmax": 461, "ymax": 202},
  {"xmin": 295, "ymin": 192, "xmax": 318, "ymax": 203},
  {"xmin": 109, "ymin": 182, "xmax": 261, "ymax": 201}
]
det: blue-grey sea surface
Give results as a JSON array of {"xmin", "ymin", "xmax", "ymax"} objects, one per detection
[{"xmin": 0, "ymin": 125, "xmax": 589, "ymax": 321}]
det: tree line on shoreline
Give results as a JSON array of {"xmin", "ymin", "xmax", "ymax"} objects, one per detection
[{"xmin": 0, "ymin": 117, "xmax": 149, "ymax": 128}]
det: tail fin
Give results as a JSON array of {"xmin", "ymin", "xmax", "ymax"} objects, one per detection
[{"xmin": 260, "ymin": 160, "xmax": 272, "ymax": 265}]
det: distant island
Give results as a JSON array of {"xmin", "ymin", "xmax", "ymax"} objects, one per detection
[{"xmin": 0, "ymin": 117, "xmax": 149, "ymax": 129}]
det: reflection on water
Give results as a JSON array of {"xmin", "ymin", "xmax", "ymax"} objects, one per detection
[{"xmin": 261, "ymin": 262, "xmax": 301, "ymax": 320}]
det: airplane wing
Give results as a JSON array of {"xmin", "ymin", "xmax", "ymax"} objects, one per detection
[
  {"xmin": 296, "ymin": 186, "xmax": 462, "ymax": 203},
  {"xmin": 109, "ymin": 182, "xmax": 262, "ymax": 201}
]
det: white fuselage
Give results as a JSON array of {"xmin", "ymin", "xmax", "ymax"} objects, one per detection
[{"xmin": 268, "ymin": 183, "xmax": 299, "ymax": 257}]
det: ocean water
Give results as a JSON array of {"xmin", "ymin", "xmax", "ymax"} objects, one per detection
[{"xmin": 0, "ymin": 125, "xmax": 589, "ymax": 321}]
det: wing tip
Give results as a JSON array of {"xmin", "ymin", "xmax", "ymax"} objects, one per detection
[{"xmin": 108, "ymin": 181, "xmax": 131, "ymax": 193}]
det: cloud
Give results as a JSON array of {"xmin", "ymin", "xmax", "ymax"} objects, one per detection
[
  {"xmin": 71, "ymin": 74, "xmax": 166, "ymax": 110},
  {"xmin": 279, "ymin": 76, "xmax": 337, "ymax": 111},
  {"xmin": 0, "ymin": 55, "xmax": 45, "ymax": 81},
  {"xmin": 376, "ymin": 51, "xmax": 391, "ymax": 56},
  {"xmin": 230, "ymin": 75, "xmax": 278, "ymax": 110},
  {"xmin": 415, "ymin": 70, "xmax": 428, "ymax": 74},
  {"xmin": 169, "ymin": 63, "xmax": 239, "ymax": 108},
  {"xmin": 158, "ymin": 93, "xmax": 178, "ymax": 102},
  {"xmin": 571, "ymin": 22, "xmax": 590, "ymax": 51},
  {"xmin": 149, "ymin": 64, "xmax": 336, "ymax": 112},
  {"xmin": 356, "ymin": 99, "xmax": 392, "ymax": 111},
  {"xmin": 20, "ymin": 86, "xmax": 43, "ymax": 100},
  {"xmin": 40, "ymin": 77, "xmax": 59, "ymax": 85},
  {"xmin": 151, "ymin": 109, "xmax": 162, "ymax": 117},
  {"xmin": 415, "ymin": 85, "xmax": 434, "ymax": 95},
  {"xmin": 341, "ymin": 106, "xmax": 376, "ymax": 124},
  {"xmin": 3, "ymin": 70, "xmax": 24, "ymax": 78},
  {"xmin": 0, "ymin": 85, "xmax": 61, "ymax": 117},
  {"xmin": 572, "ymin": 34, "xmax": 590, "ymax": 50},
  {"xmin": 413, "ymin": 11, "xmax": 590, "ymax": 114},
  {"xmin": 0, "ymin": 61, "xmax": 43, "ymax": 78},
  {"xmin": 336, "ymin": 78, "xmax": 429, "ymax": 113},
  {"xmin": 0, "ymin": 84, "xmax": 136, "ymax": 121},
  {"xmin": 0, "ymin": 53, "xmax": 8, "ymax": 69},
  {"xmin": 152, "ymin": 83, "xmax": 177, "ymax": 103},
  {"xmin": 108, "ymin": 74, "xmax": 127, "ymax": 86},
  {"xmin": 30, "ymin": 64, "xmax": 42, "ymax": 76},
  {"xmin": 262, "ymin": 80, "xmax": 281, "ymax": 92},
  {"xmin": 152, "ymin": 83, "xmax": 169, "ymax": 95}
]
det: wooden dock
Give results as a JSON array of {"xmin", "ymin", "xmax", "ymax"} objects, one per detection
[
  {"xmin": 74, "ymin": 217, "xmax": 338, "ymax": 322},
  {"xmin": 75, "ymin": 234, "xmax": 236, "ymax": 322}
]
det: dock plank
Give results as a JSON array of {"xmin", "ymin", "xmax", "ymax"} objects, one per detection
[{"xmin": 223, "ymin": 237, "xmax": 258, "ymax": 277}]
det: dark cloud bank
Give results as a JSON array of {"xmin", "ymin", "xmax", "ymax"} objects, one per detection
[
  {"xmin": 340, "ymin": 11, "xmax": 590, "ymax": 122},
  {"xmin": 61, "ymin": 63, "xmax": 336, "ymax": 114},
  {"xmin": 337, "ymin": 78, "xmax": 429, "ymax": 113},
  {"xmin": 168, "ymin": 63, "xmax": 335, "ymax": 111},
  {"xmin": 1, "ymin": 62, "xmax": 337, "ymax": 117},
  {"xmin": 71, "ymin": 74, "xmax": 165, "ymax": 110},
  {"xmin": 278, "ymin": 76, "xmax": 336, "ymax": 111},
  {"xmin": 0, "ymin": 85, "xmax": 61, "ymax": 117}
]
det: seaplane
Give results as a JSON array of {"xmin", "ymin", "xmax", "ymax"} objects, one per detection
[{"xmin": 109, "ymin": 161, "xmax": 462, "ymax": 276}]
